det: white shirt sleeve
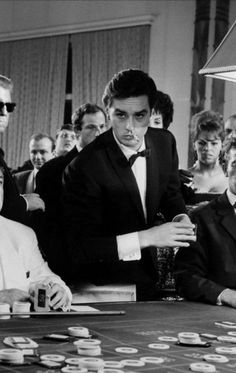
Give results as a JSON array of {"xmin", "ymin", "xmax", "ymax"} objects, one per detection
[
  {"xmin": 26, "ymin": 232, "xmax": 72, "ymax": 304},
  {"xmin": 117, "ymin": 232, "xmax": 141, "ymax": 261}
]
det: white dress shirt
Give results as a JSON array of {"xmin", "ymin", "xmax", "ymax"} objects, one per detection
[
  {"xmin": 0, "ymin": 215, "xmax": 72, "ymax": 304},
  {"xmin": 113, "ymin": 132, "xmax": 147, "ymax": 261}
]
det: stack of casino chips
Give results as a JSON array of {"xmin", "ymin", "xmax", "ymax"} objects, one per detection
[
  {"xmin": 68, "ymin": 327, "xmax": 91, "ymax": 338},
  {"xmin": 12, "ymin": 301, "xmax": 31, "ymax": 318},
  {"xmin": 178, "ymin": 332, "xmax": 202, "ymax": 345},
  {"xmin": 0, "ymin": 349, "xmax": 24, "ymax": 364},
  {"xmin": 74, "ymin": 339, "xmax": 102, "ymax": 356},
  {"xmin": 0, "ymin": 303, "xmax": 10, "ymax": 319}
]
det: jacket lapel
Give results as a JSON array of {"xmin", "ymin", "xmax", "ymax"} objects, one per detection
[
  {"xmin": 104, "ymin": 130, "xmax": 145, "ymax": 223},
  {"xmin": 215, "ymin": 192, "xmax": 236, "ymax": 241},
  {"xmin": 145, "ymin": 131, "xmax": 160, "ymax": 225}
]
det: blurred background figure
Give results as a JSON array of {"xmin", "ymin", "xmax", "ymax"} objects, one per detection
[
  {"xmin": 224, "ymin": 114, "xmax": 236, "ymax": 141},
  {"xmin": 54, "ymin": 124, "xmax": 77, "ymax": 157},
  {"xmin": 14, "ymin": 132, "xmax": 55, "ymax": 194},
  {"xmin": 34, "ymin": 103, "xmax": 107, "ymax": 279},
  {"xmin": 149, "ymin": 90, "xmax": 174, "ymax": 130},
  {"xmin": 73, "ymin": 103, "xmax": 107, "ymax": 150},
  {"xmin": 182, "ymin": 110, "xmax": 228, "ymax": 207}
]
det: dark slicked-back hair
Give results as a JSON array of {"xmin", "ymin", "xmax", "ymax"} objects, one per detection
[
  {"xmin": 190, "ymin": 110, "xmax": 224, "ymax": 143},
  {"xmin": 102, "ymin": 69, "xmax": 158, "ymax": 110},
  {"xmin": 29, "ymin": 132, "xmax": 55, "ymax": 151},
  {"xmin": 0, "ymin": 75, "xmax": 13, "ymax": 92},
  {"xmin": 56, "ymin": 123, "xmax": 75, "ymax": 138},
  {"xmin": 153, "ymin": 90, "xmax": 174, "ymax": 129},
  {"xmin": 72, "ymin": 103, "xmax": 106, "ymax": 132}
]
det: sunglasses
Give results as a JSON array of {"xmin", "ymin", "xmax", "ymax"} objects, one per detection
[{"xmin": 0, "ymin": 101, "xmax": 16, "ymax": 113}]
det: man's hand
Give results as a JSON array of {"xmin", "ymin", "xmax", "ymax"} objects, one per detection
[
  {"xmin": 22, "ymin": 193, "xmax": 45, "ymax": 211},
  {"xmin": 220, "ymin": 289, "xmax": 236, "ymax": 308},
  {"xmin": 138, "ymin": 221, "xmax": 196, "ymax": 249},
  {"xmin": 179, "ymin": 169, "xmax": 193, "ymax": 186},
  {"xmin": 48, "ymin": 283, "xmax": 70, "ymax": 310},
  {"xmin": 0, "ymin": 289, "xmax": 30, "ymax": 307}
]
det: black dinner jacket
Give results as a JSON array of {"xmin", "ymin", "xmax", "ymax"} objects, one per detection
[
  {"xmin": 0, "ymin": 155, "xmax": 28, "ymax": 223},
  {"xmin": 175, "ymin": 192, "xmax": 236, "ymax": 304},
  {"xmin": 35, "ymin": 146, "xmax": 79, "ymax": 222},
  {"xmin": 63, "ymin": 128, "xmax": 186, "ymax": 281},
  {"xmin": 14, "ymin": 170, "xmax": 34, "ymax": 194}
]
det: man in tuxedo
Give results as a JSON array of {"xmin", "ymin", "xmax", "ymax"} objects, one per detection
[
  {"xmin": 14, "ymin": 132, "xmax": 55, "ymax": 194},
  {"xmin": 62, "ymin": 69, "xmax": 196, "ymax": 300},
  {"xmin": 0, "ymin": 75, "xmax": 44, "ymax": 223},
  {"xmin": 34, "ymin": 103, "xmax": 107, "ymax": 276},
  {"xmin": 175, "ymin": 140, "xmax": 236, "ymax": 308}
]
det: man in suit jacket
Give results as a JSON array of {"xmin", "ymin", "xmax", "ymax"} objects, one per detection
[
  {"xmin": 14, "ymin": 132, "xmax": 55, "ymax": 194},
  {"xmin": 62, "ymin": 69, "xmax": 196, "ymax": 300},
  {"xmin": 34, "ymin": 103, "xmax": 107, "ymax": 276},
  {"xmin": 0, "ymin": 75, "xmax": 44, "ymax": 224},
  {"xmin": 175, "ymin": 140, "xmax": 236, "ymax": 308}
]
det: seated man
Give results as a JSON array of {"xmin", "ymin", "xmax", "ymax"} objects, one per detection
[
  {"xmin": 0, "ymin": 74, "xmax": 44, "ymax": 223},
  {"xmin": 62, "ymin": 69, "xmax": 196, "ymax": 300},
  {"xmin": 0, "ymin": 166, "xmax": 72, "ymax": 309},
  {"xmin": 175, "ymin": 139, "xmax": 236, "ymax": 308}
]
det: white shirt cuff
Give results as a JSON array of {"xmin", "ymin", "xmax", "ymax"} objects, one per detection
[
  {"xmin": 117, "ymin": 232, "xmax": 141, "ymax": 261},
  {"xmin": 216, "ymin": 288, "xmax": 229, "ymax": 306},
  {"xmin": 20, "ymin": 194, "xmax": 29, "ymax": 211}
]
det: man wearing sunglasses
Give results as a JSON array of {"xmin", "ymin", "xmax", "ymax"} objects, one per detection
[{"xmin": 0, "ymin": 74, "xmax": 44, "ymax": 223}]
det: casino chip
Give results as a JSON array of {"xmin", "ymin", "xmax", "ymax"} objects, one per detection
[
  {"xmin": 0, "ymin": 349, "xmax": 24, "ymax": 364},
  {"xmin": 61, "ymin": 368, "xmax": 87, "ymax": 373},
  {"xmin": 203, "ymin": 354, "xmax": 229, "ymax": 363},
  {"xmin": 140, "ymin": 356, "xmax": 164, "ymax": 364},
  {"xmin": 148, "ymin": 343, "xmax": 170, "ymax": 349},
  {"xmin": 104, "ymin": 361, "xmax": 124, "ymax": 368},
  {"xmin": 190, "ymin": 362, "xmax": 216, "ymax": 372},
  {"xmin": 121, "ymin": 359, "xmax": 145, "ymax": 367},
  {"xmin": 74, "ymin": 338, "xmax": 101, "ymax": 356},
  {"xmin": 215, "ymin": 346, "xmax": 236, "ymax": 354},
  {"xmin": 115, "ymin": 347, "xmax": 138, "ymax": 354},
  {"xmin": 40, "ymin": 354, "xmax": 66, "ymax": 362},
  {"xmin": 103, "ymin": 370, "xmax": 124, "ymax": 373},
  {"xmin": 65, "ymin": 358, "xmax": 82, "ymax": 366},
  {"xmin": 158, "ymin": 336, "xmax": 178, "ymax": 342},
  {"xmin": 228, "ymin": 331, "xmax": 236, "ymax": 336},
  {"xmin": 79, "ymin": 357, "xmax": 104, "ymax": 371},
  {"xmin": 178, "ymin": 332, "xmax": 201, "ymax": 345},
  {"xmin": 68, "ymin": 326, "xmax": 90, "ymax": 338},
  {"xmin": 217, "ymin": 335, "xmax": 236, "ymax": 343}
]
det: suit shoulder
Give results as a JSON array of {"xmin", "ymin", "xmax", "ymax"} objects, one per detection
[
  {"xmin": 147, "ymin": 127, "xmax": 176, "ymax": 142},
  {"xmin": 14, "ymin": 170, "xmax": 31, "ymax": 180},
  {"xmin": 190, "ymin": 199, "xmax": 216, "ymax": 220},
  {"xmin": 0, "ymin": 215, "xmax": 36, "ymax": 238}
]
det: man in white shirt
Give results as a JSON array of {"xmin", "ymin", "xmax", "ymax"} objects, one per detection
[
  {"xmin": 175, "ymin": 139, "xmax": 236, "ymax": 308},
  {"xmin": 63, "ymin": 69, "xmax": 196, "ymax": 300},
  {"xmin": 0, "ymin": 166, "xmax": 72, "ymax": 309}
]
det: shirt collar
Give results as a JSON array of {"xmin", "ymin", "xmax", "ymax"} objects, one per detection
[
  {"xmin": 226, "ymin": 188, "xmax": 236, "ymax": 207},
  {"xmin": 112, "ymin": 130, "xmax": 145, "ymax": 160}
]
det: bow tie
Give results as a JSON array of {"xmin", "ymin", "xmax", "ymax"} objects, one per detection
[{"xmin": 129, "ymin": 149, "xmax": 151, "ymax": 167}]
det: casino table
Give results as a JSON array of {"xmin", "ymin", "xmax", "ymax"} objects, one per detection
[{"xmin": 1, "ymin": 300, "xmax": 236, "ymax": 372}]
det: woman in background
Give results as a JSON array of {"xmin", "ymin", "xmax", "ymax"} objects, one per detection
[{"xmin": 187, "ymin": 110, "xmax": 228, "ymax": 203}]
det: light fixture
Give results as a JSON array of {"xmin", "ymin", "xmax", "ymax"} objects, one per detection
[{"xmin": 199, "ymin": 20, "xmax": 236, "ymax": 82}]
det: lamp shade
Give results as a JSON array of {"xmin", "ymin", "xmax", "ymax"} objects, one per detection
[{"xmin": 199, "ymin": 20, "xmax": 236, "ymax": 82}]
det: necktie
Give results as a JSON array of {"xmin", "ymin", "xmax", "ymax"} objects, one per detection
[{"xmin": 129, "ymin": 149, "xmax": 151, "ymax": 167}]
